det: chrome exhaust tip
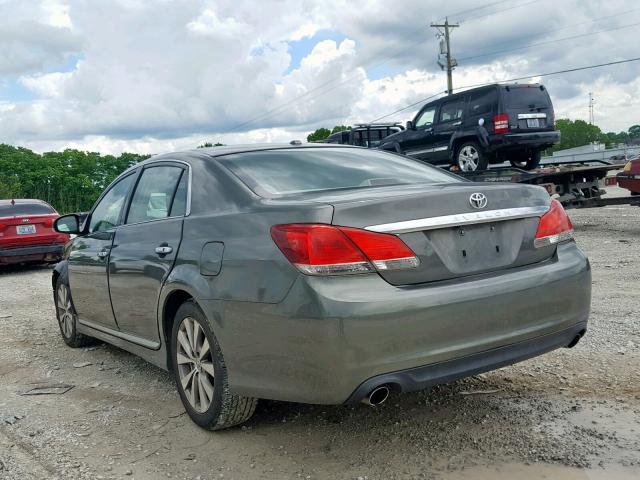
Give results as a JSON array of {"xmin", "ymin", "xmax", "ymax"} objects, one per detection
[{"xmin": 361, "ymin": 386, "xmax": 390, "ymax": 406}]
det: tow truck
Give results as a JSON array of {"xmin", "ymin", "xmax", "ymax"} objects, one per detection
[{"xmin": 452, "ymin": 158, "xmax": 640, "ymax": 209}]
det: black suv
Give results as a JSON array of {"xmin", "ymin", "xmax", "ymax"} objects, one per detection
[
  {"xmin": 379, "ymin": 84, "xmax": 560, "ymax": 171},
  {"xmin": 325, "ymin": 123, "xmax": 404, "ymax": 148}
]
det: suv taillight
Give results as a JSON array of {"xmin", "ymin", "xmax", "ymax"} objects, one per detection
[
  {"xmin": 534, "ymin": 200, "xmax": 573, "ymax": 248},
  {"xmin": 493, "ymin": 113, "xmax": 509, "ymax": 134},
  {"xmin": 270, "ymin": 224, "xmax": 420, "ymax": 275}
]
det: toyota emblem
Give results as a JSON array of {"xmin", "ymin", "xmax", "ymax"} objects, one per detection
[{"xmin": 469, "ymin": 193, "xmax": 488, "ymax": 209}]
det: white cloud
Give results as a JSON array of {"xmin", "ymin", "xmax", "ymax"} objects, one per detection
[{"xmin": 1, "ymin": 0, "xmax": 639, "ymax": 155}]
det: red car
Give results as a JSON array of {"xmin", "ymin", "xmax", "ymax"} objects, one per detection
[
  {"xmin": 0, "ymin": 199, "xmax": 70, "ymax": 265},
  {"xmin": 616, "ymin": 156, "xmax": 640, "ymax": 195}
]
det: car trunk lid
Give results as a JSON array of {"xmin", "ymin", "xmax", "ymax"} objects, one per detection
[
  {"xmin": 295, "ymin": 182, "xmax": 554, "ymax": 285},
  {"xmin": 0, "ymin": 214, "xmax": 61, "ymax": 247}
]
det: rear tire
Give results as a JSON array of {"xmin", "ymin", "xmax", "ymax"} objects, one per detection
[
  {"xmin": 54, "ymin": 277, "xmax": 96, "ymax": 348},
  {"xmin": 171, "ymin": 300, "xmax": 257, "ymax": 430},
  {"xmin": 509, "ymin": 150, "xmax": 541, "ymax": 170},
  {"xmin": 456, "ymin": 141, "xmax": 488, "ymax": 172}
]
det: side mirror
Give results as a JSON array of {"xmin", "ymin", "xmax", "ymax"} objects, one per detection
[
  {"xmin": 406, "ymin": 120, "xmax": 415, "ymax": 130},
  {"xmin": 54, "ymin": 214, "xmax": 81, "ymax": 234}
]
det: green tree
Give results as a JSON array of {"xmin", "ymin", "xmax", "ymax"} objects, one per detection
[
  {"xmin": 551, "ymin": 119, "xmax": 603, "ymax": 152},
  {"xmin": 628, "ymin": 125, "xmax": 640, "ymax": 139},
  {"xmin": 0, "ymin": 144, "xmax": 147, "ymax": 214},
  {"xmin": 331, "ymin": 125, "xmax": 351, "ymax": 134},
  {"xmin": 198, "ymin": 142, "xmax": 224, "ymax": 148},
  {"xmin": 306, "ymin": 127, "xmax": 332, "ymax": 143}
]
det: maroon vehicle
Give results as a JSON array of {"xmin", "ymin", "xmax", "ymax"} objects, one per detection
[
  {"xmin": 0, "ymin": 199, "xmax": 70, "ymax": 265},
  {"xmin": 616, "ymin": 156, "xmax": 640, "ymax": 195}
]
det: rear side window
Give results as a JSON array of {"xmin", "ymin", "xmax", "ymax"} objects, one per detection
[
  {"xmin": 501, "ymin": 86, "xmax": 551, "ymax": 108},
  {"xmin": 127, "ymin": 166, "xmax": 185, "ymax": 224},
  {"xmin": 0, "ymin": 203, "xmax": 55, "ymax": 216},
  {"xmin": 218, "ymin": 148, "xmax": 459, "ymax": 197},
  {"xmin": 438, "ymin": 99, "xmax": 465, "ymax": 122},
  {"xmin": 468, "ymin": 88, "xmax": 498, "ymax": 116}
]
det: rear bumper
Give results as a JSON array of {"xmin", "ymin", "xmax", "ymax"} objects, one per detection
[
  {"xmin": 0, "ymin": 243, "xmax": 65, "ymax": 263},
  {"xmin": 209, "ymin": 241, "xmax": 591, "ymax": 405},
  {"xmin": 345, "ymin": 321, "xmax": 586, "ymax": 404},
  {"xmin": 616, "ymin": 173, "xmax": 640, "ymax": 193},
  {"xmin": 488, "ymin": 131, "xmax": 560, "ymax": 151}
]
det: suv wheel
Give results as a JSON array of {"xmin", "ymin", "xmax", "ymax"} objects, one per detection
[
  {"xmin": 456, "ymin": 142, "xmax": 488, "ymax": 172},
  {"xmin": 54, "ymin": 277, "xmax": 96, "ymax": 348},
  {"xmin": 509, "ymin": 151, "xmax": 541, "ymax": 170},
  {"xmin": 171, "ymin": 301, "xmax": 257, "ymax": 430}
]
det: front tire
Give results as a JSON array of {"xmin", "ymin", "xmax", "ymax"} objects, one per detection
[
  {"xmin": 54, "ymin": 277, "xmax": 96, "ymax": 348},
  {"xmin": 456, "ymin": 141, "xmax": 488, "ymax": 171},
  {"xmin": 171, "ymin": 301, "xmax": 257, "ymax": 430}
]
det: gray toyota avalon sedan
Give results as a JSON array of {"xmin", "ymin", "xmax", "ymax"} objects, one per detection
[{"xmin": 52, "ymin": 143, "xmax": 590, "ymax": 430}]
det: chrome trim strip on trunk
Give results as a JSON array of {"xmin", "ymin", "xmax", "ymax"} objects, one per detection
[
  {"xmin": 365, "ymin": 205, "xmax": 549, "ymax": 234},
  {"xmin": 517, "ymin": 113, "xmax": 547, "ymax": 119}
]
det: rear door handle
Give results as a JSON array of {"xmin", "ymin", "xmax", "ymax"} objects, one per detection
[{"xmin": 155, "ymin": 245, "xmax": 173, "ymax": 255}]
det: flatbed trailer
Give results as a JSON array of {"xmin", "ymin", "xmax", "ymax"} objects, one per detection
[{"xmin": 453, "ymin": 159, "xmax": 639, "ymax": 208}]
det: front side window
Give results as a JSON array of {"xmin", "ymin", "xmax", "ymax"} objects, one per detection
[
  {"xmin": 127, "ymin": 166, "xmax": 185, "ymax": 224},
  {"xmin": 439, "ymin": 100, "xmax": 465, "ymax": 122},
  {"xmin": 219, "ymin": 148, "xmax": 459, "ymax": 197},
  {"xmin": 415, "ymin": 107, "xmax": 436, "ymax": 129},
  {"xmin": 89, "ymin": 173, "xmax": 135, "ymax": 233}
]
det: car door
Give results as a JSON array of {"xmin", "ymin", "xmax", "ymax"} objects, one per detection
[
  {"xmin": 107, "ymin": 163, "xmax": 188, "ymax": 344},
  {"xmin": 432, "ymin": 97, "xmax": 466, "ymax": 163},
  {"xmin": 67, "ymin": 171, "xmax": 137, "ymax": 329},
  {"xmin": 403, "ymin": 106, "xmax": 437, "ymax": 160}
]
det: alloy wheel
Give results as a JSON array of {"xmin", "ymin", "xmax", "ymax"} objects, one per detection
[
  {"xmin": 176, "ymin": 317, "xmax": 215, "ymax": 413},
  {"xmin": 56, "ymin": 283, "xmax": 74, "ymax": 338},
  {"xmin": 458, "ymin": 145, "xmax": 480, "ymax": 171}
]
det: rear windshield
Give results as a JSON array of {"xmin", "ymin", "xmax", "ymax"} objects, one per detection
[
  {"xmin": 501, "ymin": 86, "xmax": 551, "ymax": 108},
  {"xmin": 0, "ymin": 202, "xmax": 55, "ymax": 216},
  {"xmin": 218, "ymin": 148, "xmax": 459, "ymax": 197}
]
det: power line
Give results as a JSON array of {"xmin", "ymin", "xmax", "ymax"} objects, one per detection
[
  {"xmin": 458, "ymin": 0, "xmax": 542, "ymax": 23},
  {"xmin": 369, "ymin": 91, "xmax": 446, "ymax": 123},
  {"xmin": 436, "ymin": 0, "xmax": 512, "ymax": 22},
  {"xmin": 458, "ymin": 19, "xmax": 640, "ymax": 62},
  {"xmin": 371, "ymin": 57, "xmax": 640, "ymax": 122},
  {"xmin": 227, "ymin": 3, "xmax": 538, "ymax": 133}
]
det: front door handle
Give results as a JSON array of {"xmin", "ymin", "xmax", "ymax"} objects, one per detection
[
  {"xmin": 97, "ymin": 249, "xmax": 109, "ymax": 258},
  {"xmin": 155, "ymin": 245, "xmax": 173, "ymax": 255}
]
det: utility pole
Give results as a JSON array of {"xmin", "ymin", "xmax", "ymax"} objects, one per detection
[
  {"xmin": 588, "ymin": 92, "xmax": 595, "ymax": 124},
  {"xmin": 431, "ymin": 18, "xmax": 459, "ymax": 95}
]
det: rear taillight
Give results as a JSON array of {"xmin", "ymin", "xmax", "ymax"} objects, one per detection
[
  {"xmin": 0, "ymin": 223, "xmax": 6, "ymax": 231},
  {"xmin": 270, "ymin": 224, "xmax": 419, "ymax": 276},
  {"xmin": 493, "ymin": 113, "xmax": 509, "ymax": 134},
  {"xmin": 43, "ymin": 218, "xmax": 53, "ymax": 228},
  {"xmin": 534, "ymin": 199, "xmax": 573, "ymax": 248}
]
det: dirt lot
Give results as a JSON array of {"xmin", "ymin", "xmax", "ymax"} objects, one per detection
[{"xmin": 1, "ymin": 203, "xmax": 639, "ymax": 480}]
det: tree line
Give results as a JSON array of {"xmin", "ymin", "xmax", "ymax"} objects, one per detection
[{"xmin": 0, "ymin": 144, "xmax": 149, "ymax": 214}]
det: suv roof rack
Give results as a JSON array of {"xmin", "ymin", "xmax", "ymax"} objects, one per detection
[{"xmin": 353, "ymin": 122, "xmax": 403, "ymax": 128}]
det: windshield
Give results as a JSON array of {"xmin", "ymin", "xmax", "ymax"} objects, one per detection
[
  {"xmin": 218, "ymin": 148, "xmax": 460, "ymax": 197},
  {"xmin": 0, "ymin": 202, "xmax": 55, "ymax": 216}
]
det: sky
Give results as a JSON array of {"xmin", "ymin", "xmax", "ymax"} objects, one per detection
[{"xmin": 1, "ymin": 0, "xmax": 639, "ymax": 155}]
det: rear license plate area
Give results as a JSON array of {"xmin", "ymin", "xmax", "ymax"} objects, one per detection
[
  {"xmin": 16, "ymin": 225, "xmax": 36, "ymax": 235},
  {"xmin": 526, "ymin": 118, "xmax": 541, "ymax": 128}
]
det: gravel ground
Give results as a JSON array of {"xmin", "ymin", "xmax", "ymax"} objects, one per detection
[{"xmin": 0, "ymin": 202, "xmax": 639, "ymax": 480}]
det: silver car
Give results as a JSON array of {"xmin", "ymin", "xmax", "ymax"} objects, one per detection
[{"xmin": 52, "ymin": 144, "xmax": 590, "ymax": 430}]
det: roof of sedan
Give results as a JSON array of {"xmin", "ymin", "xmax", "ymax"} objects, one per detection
[
  {"xmin": 0, "ymin": 198, "xmax": 48, "ymax": 205},
  {"xmin": 194, "ymin": 142, "xmax": 359, "ymax": 157}
]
